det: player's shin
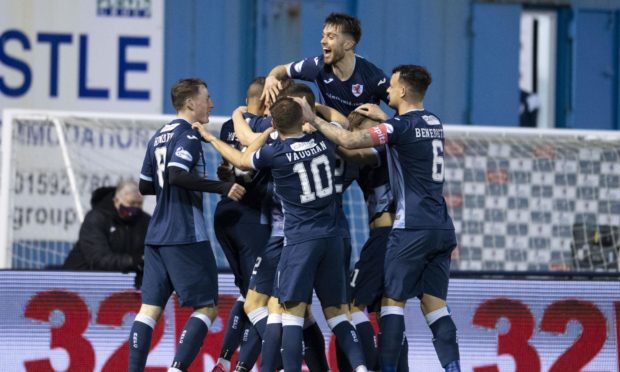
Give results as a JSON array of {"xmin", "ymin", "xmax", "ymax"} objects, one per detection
[
  {"xmin": 352, "ymin": 310, "xmax": 379, "ymax": 371},
  {"xmin": 234, "ymin": 325, "xmax": 262, "ymax": 371},
  {"xmin": 219, "ymin": 297, "xmax": 246, "ymax": 366},
  {"xmin": 327, "ymin": 313, "xmax": 367, "ymax": 370},
  {"xmin": 171, "ymin": 311, "xmax": 212, "ymax": 370},
  {"xmin": 302, "ymin": 311, "xmax": 329, "ymax": 371},
  {"xmin": 260, "ymin": 313, "xmax": 283, "ymax": 372},
  {"xmin": 281, "ymin": 312, "xmax": 305, "ymax": 372},
  {"xmin": 425, "ymin": 307, "xmax": 460, "ymax": 371},
  {"xmin": 379, "ymin": 306, "xmax": 405, "ymax": 372},
  {"xmin": 129, "ymin": 313, "xmax": 156, "ymax": 372}
]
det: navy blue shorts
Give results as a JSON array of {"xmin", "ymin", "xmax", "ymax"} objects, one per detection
[
  {"xmin": 248, "ymin": 236, "xmax": 284, "ymax": 296},
  {"xmin": 350, "ymin": 227, "xmax": 391, "ymax": 312},
  {"xmin": 141, "ymin": 241, "xmax": 218, "ymax": 308},
  {"xmin": 384, "ymin": 229, "xmax": 457, "ymax": 301},
  {"xmin": 276, "ymin": 237, "xmax": 346, "ymax": 307},
  {"xmin": 214, "ymin": 200, "xmax": 271, "ymax": 295}
]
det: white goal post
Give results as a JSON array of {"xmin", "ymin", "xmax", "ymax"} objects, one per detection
[
  {"xmin": 1, "ymin": 109, "xmax": 620, "ymax": 272},
  {"xmin": 0, "ymin": 109, "xmax": 225, "ymax": 269}
]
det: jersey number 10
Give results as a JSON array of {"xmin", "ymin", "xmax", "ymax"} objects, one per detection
[{"xmin": 293, "ymin": 154, "xmax": 334, "ymax": 204}]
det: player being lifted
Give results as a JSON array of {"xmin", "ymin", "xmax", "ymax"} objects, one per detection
[
  {"xmin": 295, "ymin": 65, "xmax": 461, "ymax": 372},
  {"xmin": 262, "ymin": 21, "xmax": 389, "ymax": 367},
  {"xmin": 212, "ymin": 77, "xmax": 270, "ymax": 372},
  {"xmin": 193, "ymin": 97, "xmax": 368, "ymax": 372},
  {"xmin": 130, "ymin": 78, "xmax": 245, "ymax": 372}
]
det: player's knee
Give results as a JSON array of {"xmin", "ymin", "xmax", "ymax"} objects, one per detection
[
  {"xmin": 420, "ymin": 293, "xmax": 446, "ymax": 315},
  {"xmin": 381, "ymin": 296, "xmax": 405, "ymax": 308},
  {"xmin": 322, "ymin": 304, "xmax": 348, "ymax": 319},
  {"xmin": 138, "ymin": 304, "xmax": 163, "ymax": 321},
  {"xmin": 282, "ymin": 301, "xmax": 306, "ymax": 317},
  {"xmin": 194, "ymin": 304, "xmax": 218, "ymax": 322}
]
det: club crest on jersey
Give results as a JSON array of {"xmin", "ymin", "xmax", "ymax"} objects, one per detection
[
  {"xmin": 175, "ymin": 147, "xmax": 193, "ymax": 161},
  {"xmin": 352, "ymin": 84, "xmax": 364, "ymax": 97}
]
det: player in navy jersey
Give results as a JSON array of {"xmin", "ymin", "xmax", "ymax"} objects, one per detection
[
  {"xmin": 295, "ymin": 65, "xmax": 461, "ymax": 372},
  {"xmin": 192, "ymin": 97, "xmax": 368, "ymax": 372},
  {"xmin": 261, "ymin": 22, "xmax": 387, "ymax": 358},
  {"xmin": 212, "ymin": 77, "xmax": 271, "ymax": 372},
  {"xmin": 261, "ymin": 12, "xmax": 389, "ymax": 116},
  {"xmin": 232, "ymin": 85, "xmax": 342, "ymax": 371},
  {"xmin": 128, "ymin": 78, "xmax": 246, "ymax": 372}
]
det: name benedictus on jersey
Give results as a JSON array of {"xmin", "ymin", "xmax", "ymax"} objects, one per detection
[{"xmin": 284, "ymin": 139, "xmax": 328, "ymax": 162}]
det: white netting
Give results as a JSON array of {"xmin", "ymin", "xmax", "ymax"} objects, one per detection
[{"xmin": 444, "ymin": 126, "xmax": 620, "ymax": 272}]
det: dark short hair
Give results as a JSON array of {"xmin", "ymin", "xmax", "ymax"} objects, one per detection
[
  {"xmin": 324, "ymin": 13, "xmax": 361, "ymax": 44},
  {"xmin": 347, "ymin": 111, "xmax": 379, "ymax": 131},
  {"xmin": 270, "ymin": 97, "xmax": 303, "ymax": 135},
  {"xmin": 171, "ymin": 78, "xmax": 207, "ymax": 111},
  {"xmin": 281, "ymin": 83, "xmax": 316, "ymax": 108},
  {"xmin": 273, "ymin": 76, "xmax": 295, "ymax": 102},
  {"xmin": 247, "ymin": 76, "xmax": 266, "ymax": 99},
  {"xmin": 392, "ymin": 65, "xmax": 432, "ymax": 100}
]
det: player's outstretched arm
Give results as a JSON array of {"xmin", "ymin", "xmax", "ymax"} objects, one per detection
[
  {"xmin": 232, "ymin": 106, "xmax": 262, "ymax": 146},
  {"xmin": 261, "ymin": 64, "xmax": 288, "ymax": 106},
  {"xmin": 193, "ymin": 123, "xmax": 273, "ymax": 171},
  {"xmin": 292, "ymin": 96, "xmax": 374, "ymax": 149}
]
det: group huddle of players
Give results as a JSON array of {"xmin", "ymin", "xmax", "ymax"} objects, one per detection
[{"xmin": 131, "ymin": 12, "xmax": 460, "ymax": 372}]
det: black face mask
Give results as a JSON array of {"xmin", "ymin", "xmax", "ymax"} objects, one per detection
[{"xmin": 118, "ymin": 205, "xmax": 142, "ymax": 222}]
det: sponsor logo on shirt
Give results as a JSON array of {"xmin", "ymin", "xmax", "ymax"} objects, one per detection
[
  {"xmin": 323, "ymin": 78, "xmax": 334, "ymax": 84},
  {"xmin": 314, "ymin": 57, "xmax": 320, "ymax": 65},
  {"xmin": 352, "ymin": 84, "xmax": 364, "ymax": 97},
  {"xmin": 290, "ymin": 139, "xmax": 316, "ymax": 151},
  {"xmin": 175, "ymin": 147, "xmax": 193, "ymax": 162},
  {"xmin": 186, "ymin": 134, "xmax": 199, "ymax": 140},
  {"xmin": 422, "ymin": 115, "xmax": 441, "ymax": 125},
  {"xmin": 377, "ymin": 78, "xmax": 387, "ymax": 86}
]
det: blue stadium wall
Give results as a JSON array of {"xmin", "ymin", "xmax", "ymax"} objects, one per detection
[{"xmin": 163, "ymin": 0, "xmax": 620, "ymax": 130}]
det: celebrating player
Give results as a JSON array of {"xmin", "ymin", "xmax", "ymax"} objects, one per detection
[
  {"xmin": 295, "ymin": 65, "xmax": 461, "ymax": 372},
  {"xmin": 129, "ymin": 78, "xmax": 245, "ymax": 372},
  {"xmin": 212, "ymin": 77, "xmax": 270, "ymax": 372},
  {"xmin": 193, "ymin": 97, "xmax": 368, "ymax": 372}
]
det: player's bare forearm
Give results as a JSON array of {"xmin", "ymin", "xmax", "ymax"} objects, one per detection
[
  {"xmin": 232, "ymin": 108, "xmax": 260, "ymax": 146},
  {"xmin": 240, "ymin": 128, "xmax": 274, "ymax": 169},
  {"xmin": 209, "ymin": 138, "xmax": 249, "ymax": 170},
  {"xmin": 268, "ymin": 64, "xmax": 289, "ymax": 79},
  {"xmin": 315, "ymin": 104, "xmax": 349, "ymax": 129},
  {"xmin": 312, "ymin": 116, "xmax": 373, "ymax": 149},
  {"xmin": 262, "ymin": 64, "xmax": 289, "ymax": 105},
  {"xmin": 336, "ymin": 147, "xmax": 378, "ymax": 166}
]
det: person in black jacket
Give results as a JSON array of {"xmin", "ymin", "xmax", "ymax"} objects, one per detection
[{"xmin": 63, "ymin": 180, "xmax": 150, "ymax": 288}]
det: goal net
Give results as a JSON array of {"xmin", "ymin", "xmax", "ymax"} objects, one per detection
[
  {"xmin": 1, "ymin": 110, "xmax": 619, "ymax": 272},
  {"xmin": 444, "ymin": 125, "xmax": 620, "ymax": 272}
]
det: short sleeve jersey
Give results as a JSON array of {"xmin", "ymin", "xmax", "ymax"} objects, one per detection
[
  {"xmin": 140, "ymin": 119, "xmax": 209, "ymax": 245},
  {"xmin": 251, "ymin": 131, "xmax": 339, "ymax": 245},
  {"xmin": 369, "ymin": 110, "xmax": 454, "ymax": 230},
  {"xmin": 287, "ymin": 54, "xmax": 389, "ymax": 116}
]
